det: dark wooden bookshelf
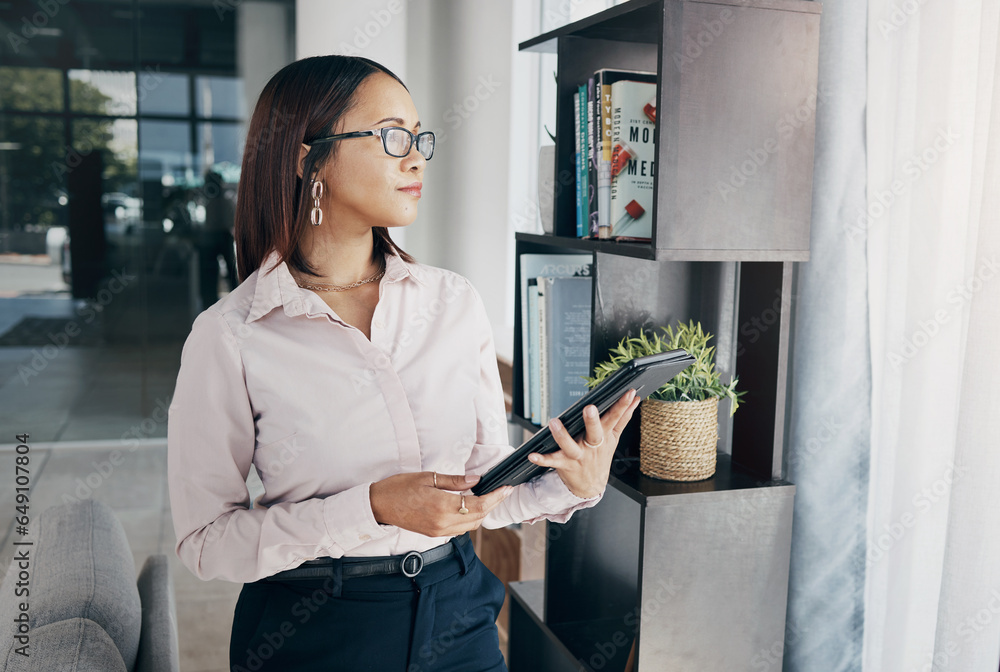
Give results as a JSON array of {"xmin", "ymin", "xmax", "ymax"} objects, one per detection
[{"xmin": 508, "ymin": 0, "xmax": 821, "ymax": 669}]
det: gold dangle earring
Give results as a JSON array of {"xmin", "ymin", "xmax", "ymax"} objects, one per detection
[{"xmin": 310, "ymin": 180, "xmax": 324, "ymax": 226}]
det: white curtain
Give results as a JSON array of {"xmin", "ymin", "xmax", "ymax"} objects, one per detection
[
  {"xmin": 865, "ymin": 1, "xmax": 1000, "ymax": 669},
  {"xmin": 781, "ymin": 0, "xmax": 870, "ymax": 669}
]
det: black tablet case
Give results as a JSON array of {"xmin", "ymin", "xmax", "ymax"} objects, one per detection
[{"xmin": 471, "ymin": 349, "xmax": 696, "ymax": 496}]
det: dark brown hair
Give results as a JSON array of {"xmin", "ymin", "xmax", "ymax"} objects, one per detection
[{"xmin": 234, "ymin": 55, "xmax": 416, "ymax": 282}]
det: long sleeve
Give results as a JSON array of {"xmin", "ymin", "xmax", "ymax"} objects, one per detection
[
  {"xmin": 167, "ymin": 309, "xmax": 389, "ymax": 584},
  {"xmin": 459, "ymin": 279, "xmax": 604, "ymax": 528}
]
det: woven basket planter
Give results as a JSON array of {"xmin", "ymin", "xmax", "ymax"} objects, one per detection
[{"xmin": 638, "ymin": 396, "xmax": 719, "ymax": 481}]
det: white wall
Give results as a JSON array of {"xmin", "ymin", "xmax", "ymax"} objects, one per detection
[
  {"xmin": 295, "ymin": 0, "xmax": 409, "ymax": 75},
  {"xmin": 237, "ymin": 1, "xmax": 294, "ymax": 120},
  {"xmin": 405, "ymin": 0, "xmax": 526, "ymax": 360},
  {"xmin": 295, "ymin": 0, "xmax": 410, "ymax": 249}
]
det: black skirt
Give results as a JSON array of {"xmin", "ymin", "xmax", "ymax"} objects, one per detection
[{"xmin": 229, "ymin": 534, "xmax": 508, "ymax": 672}]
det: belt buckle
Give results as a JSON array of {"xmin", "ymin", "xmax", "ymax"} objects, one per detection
[{"xmin": 401, "ymin": 550, "xmax": 423, "ymax": 577}]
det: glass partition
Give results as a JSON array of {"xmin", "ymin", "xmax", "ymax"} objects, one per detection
[{"xmin": 0, "ymin": 0, "xmax": 294, "ymax": 443}]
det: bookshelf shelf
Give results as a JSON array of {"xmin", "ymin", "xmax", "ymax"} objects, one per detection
[
  {"xmin": 517, "ymin": 231, "xmax": 811, "ymax": 262},
  {"xmin": 510, "ymin": 412, "xmax": 540, "ymax": 433},
  {"xmin": 508, "ymin": 0, "xmax": 820, "ymax": 670},
  {"xmin": 519, "ymin": 0, "xmax": 664, "ymax": 52},
  {"xmin": 518, "ymin": 0, "xmax": 821, "ymax": 53},
  {"xmin": 515, "ymin": 232, "xmax": 656, "ymax": 260},
  {"xmin": 608, "ymin": 453, "xmax": 789, "ymax": 504}
]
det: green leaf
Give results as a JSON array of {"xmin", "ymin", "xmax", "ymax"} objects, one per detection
[{"xmin": 588, "ymin": 320, "xmax": 744, "ymax": 414}]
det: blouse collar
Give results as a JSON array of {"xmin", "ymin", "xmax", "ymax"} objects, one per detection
[{"xmin": 245, "ymin": 249, "xmax": 426, "ymax": 324}]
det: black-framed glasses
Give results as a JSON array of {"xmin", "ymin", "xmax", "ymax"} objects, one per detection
[{"xmin": 309, "ymin": 126, "xmax": 435, "ymax": 160}]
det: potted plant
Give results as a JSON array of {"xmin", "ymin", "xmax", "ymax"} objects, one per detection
[{"xmin": 584, "ymin": 320, "xmax": 744, "ymax": 481}]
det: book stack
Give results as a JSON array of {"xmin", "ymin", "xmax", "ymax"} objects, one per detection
[
  {"xmin": 520, "ymin": 254, "xmax": 593, "ymax": 425},
  {"xmin": 571, "ymin": 69, "xmax": 657, "ymax": 241}
]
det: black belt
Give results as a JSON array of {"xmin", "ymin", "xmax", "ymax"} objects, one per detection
[{"xmin": 265, "ymin": 534, "xmax": 467, "ymax": 582}]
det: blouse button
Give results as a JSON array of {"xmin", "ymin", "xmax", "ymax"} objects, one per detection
[
  {"xmin": 359, "ymin": 534, "xmax": 372, "ymax": 542},
  {"xmin": 373, "ymin": 319, "xmax": 384, "ymax": 329}
]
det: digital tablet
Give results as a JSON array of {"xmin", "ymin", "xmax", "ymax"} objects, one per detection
[{"xmin": 471, "ymin": 349, "xmax": 696, "ymax": 496}]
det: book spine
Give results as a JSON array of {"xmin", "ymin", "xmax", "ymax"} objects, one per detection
[
  {"xmin": 586, "ymin": 76, "xmax": 598, "ymax": 238},
  {"xmin": 610, "ymin": 91, "xmax": 621, "ymax": 231},
  {"xmin": 610, "ymin": 80, "xmax": 657, "ymax": 240},
  {"xmin": 577, "ymin": 84, "xmax": 589, "ymax": 239},
  {"xmin": 527, "ymin": 284, "xmax": 541, "ymax": 424},
  {"xmin": 597, "ymin": 73, "xmax": 613, "ymax": 239},
  {"xmin": 546, "ymin": 277, "xmax": 593, "ymax": 418},
  {"xmin": 537, "ymin": 278, "xmax": 550, "ymax": 424},
  {"xmin": 573, "ymin": 90, "xmax": 583, "ymax": 238},
  {"xmin": 519, "ymin": 258, "xmax": 531, "ymax": 418}
]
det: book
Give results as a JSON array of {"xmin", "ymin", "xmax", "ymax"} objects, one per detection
[
  {"xmin": 573, "ymin": 91, "xmax": 583, "ymax": 237},
  {"xmin": 518, "ymin": 254, "xmax": 592, "ymax": 419},
  {"xmin": 586, "ymin": 76, "xmax": 599, "ymax": 238},
  {"xmin": 593, "ymin": 69, "xmax": 656, "ymax": 239},
  {"xmin": 537, "ymin": 282, "xmax": 549, "ymax": 423},
  {"xmin": 577, "ymin": 83, "xmax": 589, "ymax": 239},
  {"xmin": 527, "ymin": 281, "xmax": 541, "ymax": 424},
  {"xmin": 610, "ymin": 79, "xmax": 658, "ymax": 240},
  {"xmin": 539, "ymin": 276, "xmax": 593, "ymax": 421}
]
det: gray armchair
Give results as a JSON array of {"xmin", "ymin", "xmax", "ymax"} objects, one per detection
[{"xmin": 0, "ymin": 499, "xmax": 179, "ymax": 672}]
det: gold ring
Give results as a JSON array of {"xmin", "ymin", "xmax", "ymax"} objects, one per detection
[
  {"xmin": 458, "ymin": 495, "xmax": 469, "ymax": 515},
  {"xmin": 432, "ymin": 472, "xmax": 437, "ymax": 488},
  {"xmin": 583, "ymin": 435, "xmax": 605, "ymax": 449}
]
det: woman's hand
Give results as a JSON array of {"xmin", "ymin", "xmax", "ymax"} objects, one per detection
[
  {"xmin": 528, "ymin": 388, "xmax": 641, "ymax": 499},
  {"xmin": 369, "ymin": 472, "xmax": 513, "ymax": 537}
]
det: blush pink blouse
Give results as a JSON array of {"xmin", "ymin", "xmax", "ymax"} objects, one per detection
[{"xmin": 167, "ymin": 249, "xmax": 601, "ymax": 583}]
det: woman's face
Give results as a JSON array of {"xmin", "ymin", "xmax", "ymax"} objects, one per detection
[{"xmin": 315, "ymin": 72, "xmax": 426, "ymax": 231}]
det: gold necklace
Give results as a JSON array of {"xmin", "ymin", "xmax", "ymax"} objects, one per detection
[{"xmin": 295, "ymin": 260, "xmax": 386, "ymax": 292}]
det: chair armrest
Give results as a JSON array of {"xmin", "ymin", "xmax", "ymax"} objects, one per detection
[{"xmin": 134, "ymin": 555, "xmax": 180, "ymax": 672}]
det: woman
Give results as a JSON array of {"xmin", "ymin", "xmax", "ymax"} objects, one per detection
[{"xmin": 166, "ymin": 55, "xmax": 640, "ymax": 672}]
